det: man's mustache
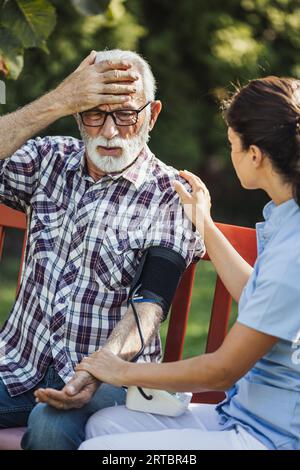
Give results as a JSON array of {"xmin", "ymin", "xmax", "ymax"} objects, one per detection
[{"xmin": 87, "ymin": 137, "xmax": 127, "ymax": 150}]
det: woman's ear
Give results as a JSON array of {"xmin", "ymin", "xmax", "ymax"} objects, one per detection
[
  {"xmin": 249, "ymin": 145, "xmax": 264, "ymax": 168},
  {"xmin": 149, "ymin": 101, "xmax": 162, "ymax": 131}
]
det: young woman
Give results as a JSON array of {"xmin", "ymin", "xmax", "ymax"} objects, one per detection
[{"xmin": 76, "ymin": 76, "xmax": 300, "ymax": 450}]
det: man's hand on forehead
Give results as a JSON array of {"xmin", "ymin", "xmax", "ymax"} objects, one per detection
[{"xmin": 54, "ymin": 51, "xmax": 140, "ymax": 114}]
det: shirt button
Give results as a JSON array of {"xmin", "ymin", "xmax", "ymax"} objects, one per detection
[
  {"xmin": 44, "ymin": 215, "xmax": 50, "ymax": 223},
  {"xmin": 69, "ymin": 263, "xmax": 76, "ymax": 272},
  {"xmin": 58, "ymin": 297, "xmax": 65, "ymax": 304},
  {"xmin": 53, "ymin": 335, "xmax": 60, "ymax": 342}
]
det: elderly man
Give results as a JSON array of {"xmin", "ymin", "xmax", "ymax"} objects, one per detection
[{"xmin": 0, "ymin": 49, "xmax": 204, "ymax": 449}]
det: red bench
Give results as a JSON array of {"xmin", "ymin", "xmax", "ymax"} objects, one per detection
[{"xmin": 0, "ymin": 203, "xmax": 257, "ymax": 449}]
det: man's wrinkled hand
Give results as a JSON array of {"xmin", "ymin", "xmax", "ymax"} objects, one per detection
[
  {"xmin": 34, "ymin": 370, "xmax": 100, "ymax": 410},
  {"xmin": 54, "ymin": 50, "xmax": 139, "ymax": 115}
]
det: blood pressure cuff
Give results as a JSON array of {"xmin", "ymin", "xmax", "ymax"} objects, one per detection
[{"xmin": 128, "ymin": 246, "xmax": 187, "ymax": 321}]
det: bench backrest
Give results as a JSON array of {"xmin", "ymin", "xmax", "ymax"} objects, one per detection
[
  {"xmin": 0, "ymin": 204, "xmax": 27, "ymax": 296},
  {"xmin": 0, "ymin": 204, "xmax": 257, "ymax": 404},
  {"xmin": 164, "ymin": 222, "xmax": 257, "ymax": 404}
]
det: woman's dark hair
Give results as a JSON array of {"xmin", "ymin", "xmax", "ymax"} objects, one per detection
[{"xmin": 222, "ymin": 76, "xmax": 300, "ymax": 204}]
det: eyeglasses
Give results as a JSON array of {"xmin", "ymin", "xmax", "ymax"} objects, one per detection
[{"xmin": 80, "ymin": 102, "xmax": 151, "ymax": 127}]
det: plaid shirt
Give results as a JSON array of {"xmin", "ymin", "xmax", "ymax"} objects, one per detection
[{"xmin": 0, "ymin": 136, "xmax": 204, "ymax": 396}]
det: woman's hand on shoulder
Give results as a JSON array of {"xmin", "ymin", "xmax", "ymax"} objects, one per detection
[{"xmin": 173, "ymin": 170, "xmax": 213, "ymax": 238}]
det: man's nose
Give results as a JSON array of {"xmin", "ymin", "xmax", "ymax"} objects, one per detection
[{"xmin": 98, "ymin": 115, "xmax": 119, "ymax": 140}]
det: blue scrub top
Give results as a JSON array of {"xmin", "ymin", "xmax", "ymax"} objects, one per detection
[{"xmin": 217, "ymin": 198, "xmax": 300, "ymax": 450}]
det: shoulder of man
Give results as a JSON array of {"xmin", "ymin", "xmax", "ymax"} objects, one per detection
[
  {"xmin": 34, "ymin": 135, "xmax": 82, "ymax": 160},
  {"xmin": 149, "ymin": 155, "xmax": 192, "ymax": 202},
  {"xmin": 27, "ymin": 135, "xmax": 84, "ymax": 176}
]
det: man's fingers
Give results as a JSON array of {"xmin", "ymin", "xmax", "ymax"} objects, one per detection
[
  {"xmin": 42, "ymin": 396, "xmax": 66, "ymax": 409},
  {"xmin": 64, "ymin": 371, "xmax": 90, "ymax": 396},
  {"xmin": 94, "ymin": 60, "xmax": 132, "ymax": 73},
  {"xmin": 100, "ymin": 69, "xmax": 139, "ymax": 84},
  {"xmin": 39, "ymin": 388, "xmax": 66, "ymax": 400},
  {"xmin": 100, "ymin": 83, "xmax": 136, "ymax": 95},
  {"xmin": 34, "ymin": 388, "xmax": 47, "ymax": 402},
  {"xmin": 76, "ymin": 50, "xmax": 97, "ymax": 71},
  {"xmin": 34, "ymin": 385, "xmax": 91, "ymax": 409},
  {"xmin": 34, "ymin": 389, "xmax": 65, "ymax": 408}
]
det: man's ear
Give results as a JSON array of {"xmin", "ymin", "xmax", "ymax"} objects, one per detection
[
  {"xmin": 249, "ymin": 144, "xmax": 264, "ymax": 168},
  {"xmin": 73, "ymin": 113, "xmax": 80, "ymax": 128},
  {"xmin": 149, "ymin": 101, "xmax": 162, "ymax": 131}
]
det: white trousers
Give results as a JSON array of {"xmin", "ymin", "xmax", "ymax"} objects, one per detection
[{"xmin": 79, "ymin": 403, "xmax": 267, "ymax": 450}]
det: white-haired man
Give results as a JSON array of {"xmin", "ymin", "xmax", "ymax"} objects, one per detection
[{"xmin": 0, "ymin": 50, "xmax": 204, "ymax": 449}]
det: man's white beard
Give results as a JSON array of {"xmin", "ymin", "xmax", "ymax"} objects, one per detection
[{"xmin": 79, "ymin": 114, "xmax": 151, "ymax": 174}]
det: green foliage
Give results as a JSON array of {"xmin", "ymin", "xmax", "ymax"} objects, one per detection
[
  {"xmin": 71, "ymin": 0, "xmax": 110, "ymax": 16},
  {"xmin": 0, "ymin": 25, "xmax": 23, "ymax": 79},
  {"xmin": 1, "ymin": 0, "xmax": 56, "ymax": 49},
  {"xmin": 0, "ymin": 0, "xmax": 135, "ymax": 79},
  {"xmin": 0, "ymin": 0, "xmax": 56, "ymax": 78}
]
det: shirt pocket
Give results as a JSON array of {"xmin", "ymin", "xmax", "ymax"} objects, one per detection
[
  {"xmin": 95, "ymin": 227, "xmax": 145, "ymax": 291},
  {"xmin": 29, "ymin": 197, "xmax": 65, "ymax": 259}
]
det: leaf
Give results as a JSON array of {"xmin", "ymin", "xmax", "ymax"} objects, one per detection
[
  {"xmin": 0, "ymin": 56, "xmax": 9, "ymax": 77},
  {"xmin": 71, "ymin": 0, "xmax": 111, "ymax": 16},
  {"xmin": 1, "ymin": 0, "xmax": 56, "ymax": 49},
  {"xmin": 0, "ymin": 27, "xmax": 24, "ymax": 79}
]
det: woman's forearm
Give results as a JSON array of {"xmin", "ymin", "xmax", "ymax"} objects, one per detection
[
  {"xmin": 123, "ymin": 352, "xmax": 230, "ymax": 393},
  {"xmin": 202, "ymin": 220, "xmax": 253, "ymax": 302}
]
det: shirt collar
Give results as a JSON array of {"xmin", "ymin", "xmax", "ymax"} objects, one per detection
[
  {"xmin": 106, "ymin": 145, "xmax": 153, "ymax": 190},
  {"xmin": 263, "ymin": 198, "xmax": 298, "ymax": 223},
  {"xmin": 261, "ymin": 198, "xmax": 299, "ymax": 237},
  {"xmin": 65, "ymin": 144, "xmax": 86, "ymax": 175},
  {"xmin": 66, "ymin": 142, "xmax": 153, "ymax": 190}
]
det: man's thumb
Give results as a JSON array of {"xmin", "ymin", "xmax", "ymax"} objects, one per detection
[
  {"xmin": 76, "ymin": 50, "xmax": 97, "ymax": 71},
  {"xmin": 65, "ymin": 374, "xmax": 87, "ymax": 395}
]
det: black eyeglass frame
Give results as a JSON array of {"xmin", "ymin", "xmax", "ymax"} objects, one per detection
[{"xmin": 79, "ymin": 101, "xmax": 151, "ymax": 127}]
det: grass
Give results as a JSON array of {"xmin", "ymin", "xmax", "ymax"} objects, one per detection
[{"xmin": 0, "ymin": 258, "xmax": 238, "ymax": 358}]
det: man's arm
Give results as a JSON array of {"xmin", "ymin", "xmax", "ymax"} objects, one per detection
[
  {"xmin": 34, "ymin": 302, "xmax": 163, "ymax": 409},
  {"xmin": 102, "ymin": 302, "xmax": 163, "ymax": 360},
  {"xmin": 0, "ymin": 51, "xmax": 137, "ymax": 160}
]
